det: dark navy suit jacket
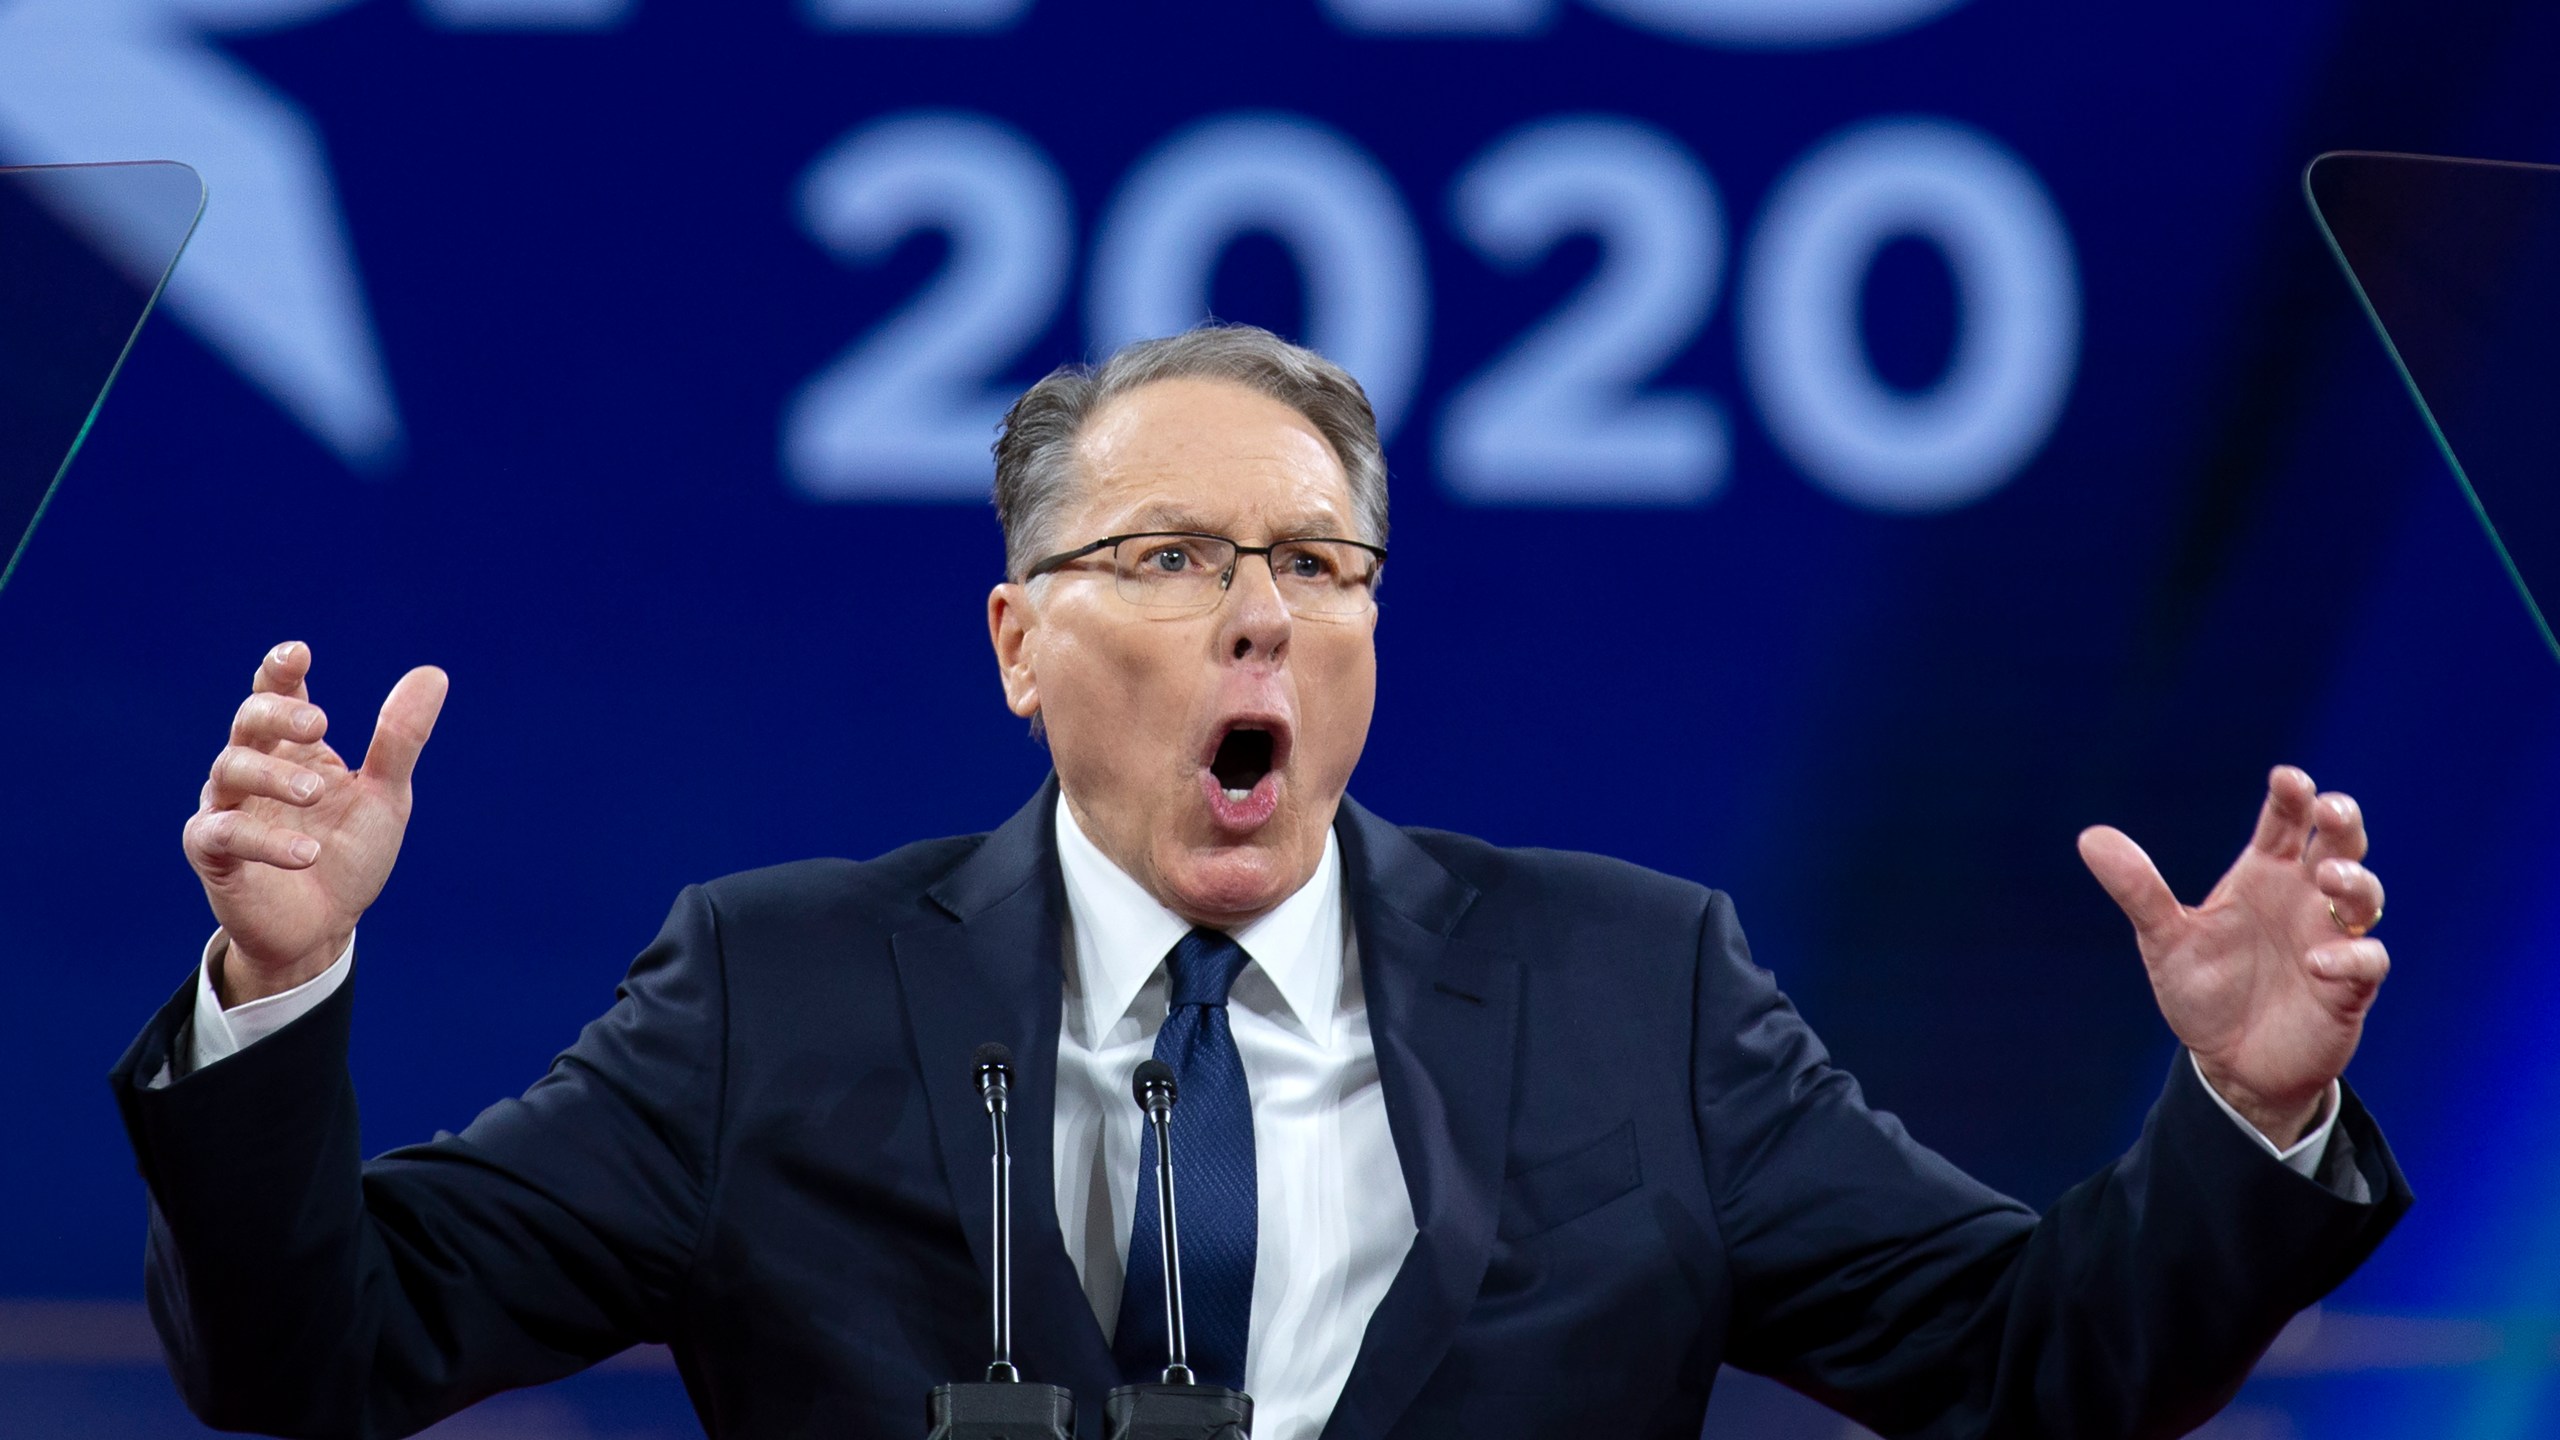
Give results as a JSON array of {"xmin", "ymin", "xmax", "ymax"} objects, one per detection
[{"xmin": 112, "ymin": 781, "xmax": 2409, "ymax": 1440}]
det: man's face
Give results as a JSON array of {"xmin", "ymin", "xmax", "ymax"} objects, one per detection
[{"xmin": 988, "ymin": 377, "xmax": 1379, "ymax": 927}]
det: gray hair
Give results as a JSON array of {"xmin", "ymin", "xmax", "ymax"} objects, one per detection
[{"xmin": 992, "ymin": 323, "xmax": 1389, "ymax": 582}]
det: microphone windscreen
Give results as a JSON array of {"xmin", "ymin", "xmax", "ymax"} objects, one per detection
[
  {"xmin": 973, "ymin": 1041, "xmax": 1014, "ymax": 1088},
  {"xmin": 1132, "ymin": 1058, "xmax": 1177, "ymax": 1109}
]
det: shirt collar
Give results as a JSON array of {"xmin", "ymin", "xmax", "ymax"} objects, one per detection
[{"xmin": 1053, "ymin": 791, "xmax": 1345, "ymax": 1048}]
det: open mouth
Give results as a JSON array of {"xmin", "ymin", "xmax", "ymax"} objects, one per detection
[
  {"xmin": 1210, "ymin": 726, "xmax": 1276, "ymax": 800},
  {"xmin": 1199, "ymin": 718, "xmax": 1290, "ymax": 831}
]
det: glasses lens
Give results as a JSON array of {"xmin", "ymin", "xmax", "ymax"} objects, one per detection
[
  {"xmin": 1271, "ymin": 540, "xmax": 1379, "ymax": 615},
  {"xmin": 1112, "ymin": 534, "xmax": 1234, "ymax": 608}
]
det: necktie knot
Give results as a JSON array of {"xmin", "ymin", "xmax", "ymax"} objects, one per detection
[{"xmin": 1167, "ymin": 928, "xmax": 1249, "ymax": 1010}]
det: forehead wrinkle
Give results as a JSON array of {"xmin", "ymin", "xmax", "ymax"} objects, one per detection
[
  {"xmin": 1067, "ymin": 379, "xmax": 1357, "ymax": 539},
  {"xmin": 1077, "ymin": 456, "xmax": 1354, "ymax": 537}
]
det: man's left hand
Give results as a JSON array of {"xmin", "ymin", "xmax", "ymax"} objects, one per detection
[{"xmin": 2078, "ymin": 765, "xmax": 2389, "ymax": 1147}]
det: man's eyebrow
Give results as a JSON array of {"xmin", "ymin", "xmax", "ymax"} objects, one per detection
[
  {"xmin": 1123, "ymin": 503, "xmax": 1218, "ymax": 532},
  {"xmin": 1121, "ymin": 503, "xmax": 1350, "ymax": 537}
]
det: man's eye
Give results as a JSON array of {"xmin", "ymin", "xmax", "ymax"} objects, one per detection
[
  {"xmin": 1144, "ymin": 548, "xmax": 1190, "ymax": 572},
  {"xmin": 1285, "ymin": 552, "xmax": 1329, "ymax": 579}
]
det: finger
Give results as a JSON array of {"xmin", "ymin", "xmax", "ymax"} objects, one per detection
[
  {"xmin": 2315, "ymin": 858, "xmax": 2385, "ymax": 931},
  {"xmin": 2249, "ymin": 765, "xmax": 2319, "ymax": 860},
  {"xmin": 184, "ymin": 807, "xmax": 320, "ymax": 873},
  {"xmin": 2304, "ymin": 938, "xmax": 2390, "ymax": 1006},
  {"xmin": 2078, "ymin": 825, "xmax": 2184, "ymax": 940},
  {"xmin": 252, "ymin": 640, "xmax": 312, "ymax": 702},
  {"xmin": 230, "ymin": 692, "xmax": 328, "ymax": 750},
  {"xmin": 207, "ymin": 746, "xmax": 327, "ymax": 809},
  {"xmin": 2305, "ymin": 791, "xmax": 2370, "ymax": 867},
  {"xmin": 361, "ymin": 666, "xmax": 448, "ymax": 788}
]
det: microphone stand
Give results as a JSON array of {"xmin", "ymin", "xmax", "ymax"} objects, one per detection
[
  {"xmin": 1105, "ymin": 1061, "xmax": 1253, "ymax": 1440},
  {"xmin": 927, "ymin": 1044, "xmax": 1076, "ymax": 1440}
]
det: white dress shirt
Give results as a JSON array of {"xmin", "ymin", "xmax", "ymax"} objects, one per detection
[
  {"xmin": 1051, "ymin": 798, "xmax": 1416, "ymax": 1440},
  {"xmin": 173, "ymin": 803, "xmax": 2348, "ymax": 1433}
]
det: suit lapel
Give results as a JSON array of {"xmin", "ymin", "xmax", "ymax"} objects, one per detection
[
  {"xmin": 890, "ymin": 778, "xmax": 1119, "ymax": 1403},
  {"xmin": 1320, "ymin": 799, "xmax": 1519, "ymax": 1440}
]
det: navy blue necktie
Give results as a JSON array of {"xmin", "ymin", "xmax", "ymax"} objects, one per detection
[{"xmin": 1113, "ymin": 928, "xmax": 1257, "ymax": 1391}]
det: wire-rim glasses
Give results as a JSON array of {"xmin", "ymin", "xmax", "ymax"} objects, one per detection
[{"xmin": 1022, "ymin": 531, "xmax": 1387, "ymax": 617}]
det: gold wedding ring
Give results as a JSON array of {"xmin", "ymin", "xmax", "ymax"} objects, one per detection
[{"xmin": 2327, "ymin": 897, "xmax": 2378, "ymax": 938}]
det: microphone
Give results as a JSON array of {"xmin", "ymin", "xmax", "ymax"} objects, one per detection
[
  {"xmin": 925, "ymin": 1042, "xmax": 1075, "ymax": 1440},
  {"xmin": 1104, "ymin": 1059, "xmax": 1253, "ymax": 1440},
  {"xmin": 977, "ymin": 1042, "xmax": 1022, "ymax": 1384},
  {"xmin": 1132, "ymin": 1060, "xmax": 1190, "ymax": 1386}
]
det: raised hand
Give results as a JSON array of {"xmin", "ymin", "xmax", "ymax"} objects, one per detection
[
  {"xmin": 182, "ymin": 643, "xmax": 448, "ymax": 1005},
  {"xmin": 2077, "ymin": 766, "xmax": 2389, "ymax": 1146}
]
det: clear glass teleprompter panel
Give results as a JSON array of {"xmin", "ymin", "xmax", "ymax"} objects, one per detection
[
  {"xmin": 2308, "ymin": 151, "xmax": 2560, "ymax": 665},
  {"xmin": 0, "ymin": 161, "xmax": 203, "ymax": 595}
]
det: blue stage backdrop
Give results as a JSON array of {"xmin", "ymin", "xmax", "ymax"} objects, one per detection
[{"xmin": 4, "ymin": 1, "xmax": 2559, "ymax": 1435}]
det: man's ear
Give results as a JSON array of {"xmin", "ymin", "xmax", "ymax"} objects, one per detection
[{"xmin": 987, "ymin": 582, "xmax": 1041, "ymax": 721}]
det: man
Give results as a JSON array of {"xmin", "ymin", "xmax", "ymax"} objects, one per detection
[{"xmin": 117, "ymin": 325, "xmax": 2406, "ymax": 1440}]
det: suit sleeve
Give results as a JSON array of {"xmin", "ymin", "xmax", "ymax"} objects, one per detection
[
  {"xmin": 1691, "ymin": 890, "xmax": 2409, "ymax": 1440},
  {"xmin": 109, "ymin": 886, "xmax": 730, "ymax": 1440}
]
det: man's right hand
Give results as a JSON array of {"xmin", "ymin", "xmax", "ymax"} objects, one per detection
[{"xmin": 182, "ymin": 643, "xmax": 448, "ymax": 1006}]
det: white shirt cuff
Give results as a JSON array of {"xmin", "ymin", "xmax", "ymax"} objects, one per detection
[
  {"xmin": 185, "ymin": 930, "xmax": 356, "ymax": 1072},
  {"xmin": 2188, "ymin": 1050, "xmax": 2338, "ymax": 1180}
]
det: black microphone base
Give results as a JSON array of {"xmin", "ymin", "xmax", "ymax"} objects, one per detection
[
  {"xmin": 926, "ymin": 1380, "xmax": 1077, "ymax": 1439},
  {"xmin": 1102, "ymin": 1381, "xmax": 1252, "ymax": 1440}
]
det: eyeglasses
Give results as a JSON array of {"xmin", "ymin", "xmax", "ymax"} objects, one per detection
[{"xmin": 1021, "ymin": 531, "xmax": 1387, "ymax": 617}]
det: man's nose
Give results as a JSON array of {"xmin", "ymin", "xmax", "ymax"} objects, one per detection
[{"xmin": 1218, "ymin": 553, "xmax": 1293, "ymax": 662}]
